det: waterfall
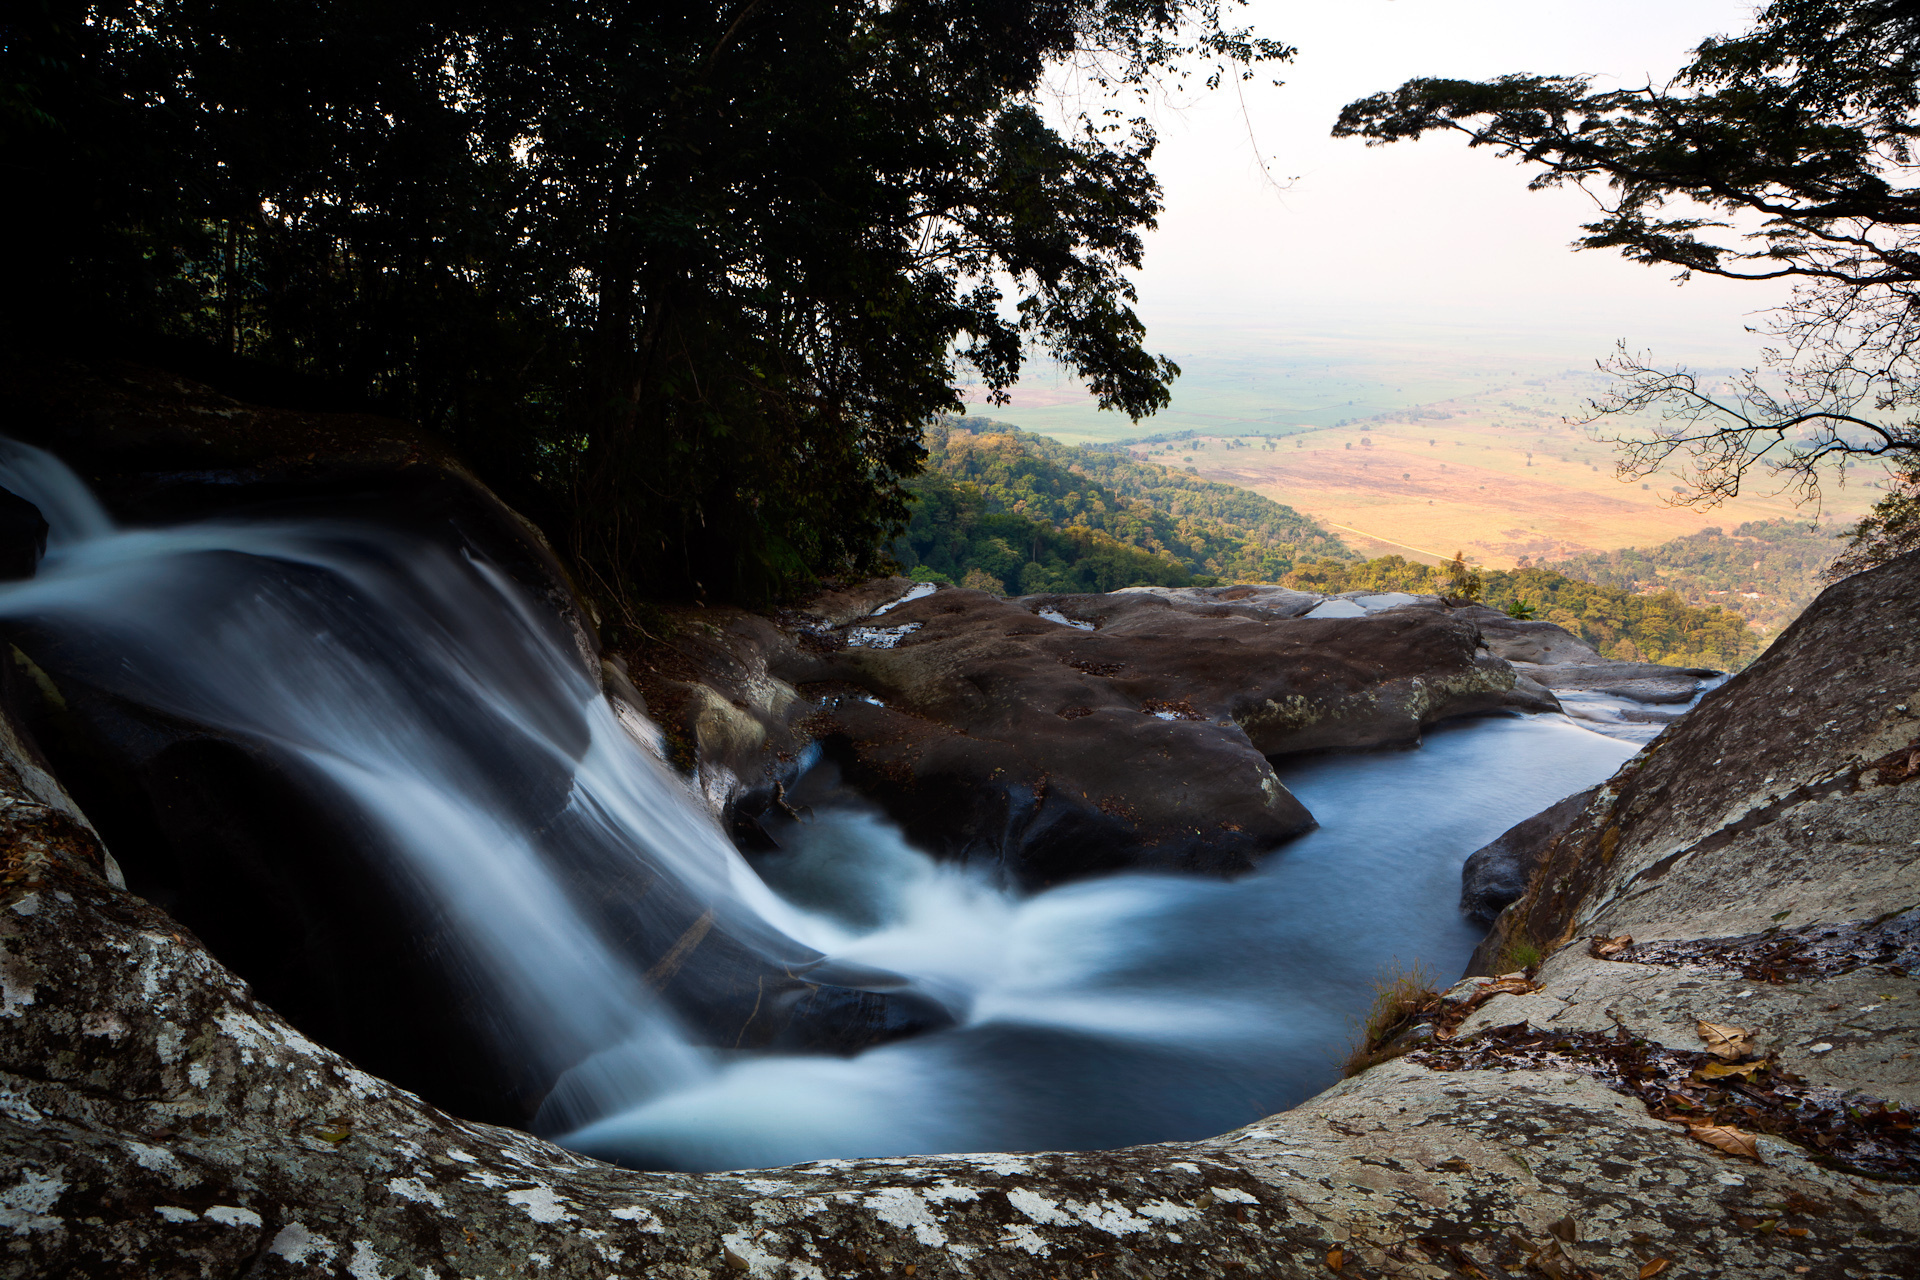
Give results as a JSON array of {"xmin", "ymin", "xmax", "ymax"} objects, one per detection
[
  {"xmin": 0, "ymin": 440, "xmax": 1636, "ymax": 1170},
  {"xmin": 0, "ymin": 439, "xmax": 841, "ymax": 1114}
]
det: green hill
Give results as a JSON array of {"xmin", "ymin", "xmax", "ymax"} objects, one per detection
[
  {"xmin": 893, "ymin": 418, "xmax": 1354, "ymax": 593},
  {"xmin": 1536, "ymin": 519, "xmax": 1843, "ymax": 636}
]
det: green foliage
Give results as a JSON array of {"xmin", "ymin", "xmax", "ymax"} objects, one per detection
[
  {"xmin": 1829, "ymin": 460, "xmax": 1920, "ymax": 580},
  {"xmin": 896, "ymin": 470, "xmax": 1203, "ymax": 596},
  {"xmin": 1539, "ymin": 519, "xmax": 1844, "ymax": 634},
  {"xmin": 1505, "ymin": 598, "xmax": 1537, "ymax": 620},
  {"xmin": 1279, "ymin": 555, "xmax": 1763, "ymax": 670},
  {"xmin": 1496, "ymin": 937, "xmax": 1544, "ymax": 977},
  {"xmin": 1440, "ymin": 550, "xmax": 1483, "ymax": 604},
  {"xmin": 1484, "ymin": 569, "xmax": 1762, "ymax": 670},
  {"xmin": 907, "ymin": 418, "xmax": 1352, "ymax": 584},
  {"xmin": 1, "ymin": 1, "xmax": 1290, "ymax": 603}
]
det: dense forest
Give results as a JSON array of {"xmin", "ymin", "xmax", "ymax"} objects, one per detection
[
  {"xmin": 898, "ymin": 418, "xmax": 1351, "ymax": 588},
  {"xmin": 1281, "ymin": 556, "xmax": 1761, "ymax": 669},
  {"xmin": 3, "ymin": 1, "xmax": 1287, "ymax": 605},
  {"xmin": 896, "ymin": 474, "xmax": 1202, "ymax": 595}
]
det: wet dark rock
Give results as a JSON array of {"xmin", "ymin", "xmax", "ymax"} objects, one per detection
[
  {"xmin": 1464, "ymin": 606, "xmax": 1718, "ymax": 704},
  {"xmin": 1459, "ymin": 786, "xmax": 1598, "ymax": 924},
  {"xmin": 630, "ymin": 585, "xmax": 1567, "ymax": 887},
  {"xmin": 0, "ymin": 487, "xmax": 47, "ymax": 581}
]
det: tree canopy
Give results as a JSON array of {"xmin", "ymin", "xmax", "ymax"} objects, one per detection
[
  {"xmin": 1333, "ymin": 0, "xmax": 1920, "ymax": 555},
  {"xmin": 2, "ymin": 1, "xmax": 1288, "ymax": 606}
]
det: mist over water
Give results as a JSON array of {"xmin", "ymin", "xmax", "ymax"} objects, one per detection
[{"xmin": 0, "ymin": 440, "xmax": 1634, "ymax": 1170}]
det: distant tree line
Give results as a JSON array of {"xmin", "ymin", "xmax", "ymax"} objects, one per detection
[
  {"xmin": 1281, "ymin": 555, "xmax": 1761, "ymax": 670},
  {"xmin": 1538, "ymin": 519, "xmax": 1843, "ymax": 634},
  {"xmin": 896, "ymin": 472, "xmax": 1204, "ymax": 595},
  {"xmin": 2, "ymin": 1, "xmax": 1288, "ymax": 607}
]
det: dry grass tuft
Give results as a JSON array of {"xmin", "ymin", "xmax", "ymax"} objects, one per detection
[{"xmin": 1342, "ymin": 959, "xmax": 1441, "ymax": 1078}]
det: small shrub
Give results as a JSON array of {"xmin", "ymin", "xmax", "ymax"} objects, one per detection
[
  {"xmin": 1441, "ymin": 550, "xmax": 1483, "ymax": 604},
  {"xmin": 1497, "ymin": 935, "xmax": 1544, "ymax": 975},
  {"xmin": 959, "ymin": 567, "xmax": 1005, "ymax": 595}
]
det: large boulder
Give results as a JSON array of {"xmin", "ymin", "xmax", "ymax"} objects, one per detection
[
  {"xmin": 627, "ymin": 585, "xmax": 1565, "ymax": 887},
  {"xmin": 1458, "ymin": 786, "xmax": 1598, "ymax": 924}
]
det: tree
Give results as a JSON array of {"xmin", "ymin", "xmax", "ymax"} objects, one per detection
[
  {"xmin": 2, "ymin": 1, "xmax": 1291, "ymax": 605},
  {"xmin": 1332, "ymin": 0, "xmax": 1920, "ymax": 560},
  {"xmin": 1440, "ymin": 549, "xmax": 1482, "ymax": 604}
]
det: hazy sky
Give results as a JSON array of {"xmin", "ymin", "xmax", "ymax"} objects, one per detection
[{"xmin": 1114, "ymin": 0, "xmax": 1784, "ymax": 363}]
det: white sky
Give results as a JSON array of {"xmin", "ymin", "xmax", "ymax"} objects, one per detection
[{"xmin": 1121, "ymin": 0, "xmax": 1783, "ymax": 363}]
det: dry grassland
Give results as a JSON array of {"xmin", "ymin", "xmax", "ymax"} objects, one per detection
[{"xmin": 1137, "ymin": 416, "xmax": 1880, "ymax": 569}]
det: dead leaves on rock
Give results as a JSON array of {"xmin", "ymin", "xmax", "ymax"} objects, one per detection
[
  {"xmin": 1638, "ymin": 1259, "xmax": 1671, "ymax": 1279},
  {"xmin": 1589, "ymin": 933, "xmax": 1634, "ymax": 959},
  {"xmin": 1686, "ymin": 1122, "xmax": 1762, "ymax": 1161},
  {"xmin": 1695, "ymin": 1059, "xmax": 1766, "ymax": 1081},
  {"xmin": 1697, "ymin": 1019, "xmax": 1755, "ymax": 1059},
  {"xmin": 1412, "ymin": 1022, "xmax": 1920, "ymax": 1179}
]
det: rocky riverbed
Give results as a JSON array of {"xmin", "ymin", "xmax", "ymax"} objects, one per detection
[{"xmin": 0, "ymin": 361, "xmax": 1915, "ymax": 1277}]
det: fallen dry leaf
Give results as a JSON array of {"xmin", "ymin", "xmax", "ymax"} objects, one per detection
[
  {"xmin": 1528, "ymin": 1241, "xmax": 1569, "ymax": 1280},
  {"xmin": 1697, "ymin": 1019, "xmax": 1754, "ymax": 1059},
  {"xmin": 1591, "ymin": 933, "xmax": 1634, "ymax": 959},
  {"xmin": 1325, "ymin": 1246, "xmax": 1345, "ymax": 1271},
  {"xmin": 1639, "ymin": 1260, "xmax": 1671, "ymax": 1279},
  {"xmin": 1695, "ymin": 1059, "xmax": 1766, "ymax": 1080},
  {"xmin": 1688, "ymin": 1122, "xmax": 1762, "ymax": 1160}
]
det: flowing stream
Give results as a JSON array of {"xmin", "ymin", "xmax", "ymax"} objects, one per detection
[{"xmin": 0, "ymin": 441, "xmax": 1635, "ymax": 1170}]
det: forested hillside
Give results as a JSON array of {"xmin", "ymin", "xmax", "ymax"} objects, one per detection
[
  {"xmin": 895, "ymin": 418, "xmax": 1352, "ymax": 591},
  {"xmin": 1282, "ymin": 555, "xmax": 1760, "ymax": 670},
  {"xmin": 1538, "ymin": 520, "xmax": 1842, "ymax": 634}
]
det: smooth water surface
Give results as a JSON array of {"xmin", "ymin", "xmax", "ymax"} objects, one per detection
[{"xmin": 563, "ymin": 716, "xmax": 1632, "ymax": 1169}]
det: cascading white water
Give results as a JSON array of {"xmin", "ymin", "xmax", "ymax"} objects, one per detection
[{"xmin": 0, "ymin": 440, "xmax": 1637, "ymax": 1170}]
